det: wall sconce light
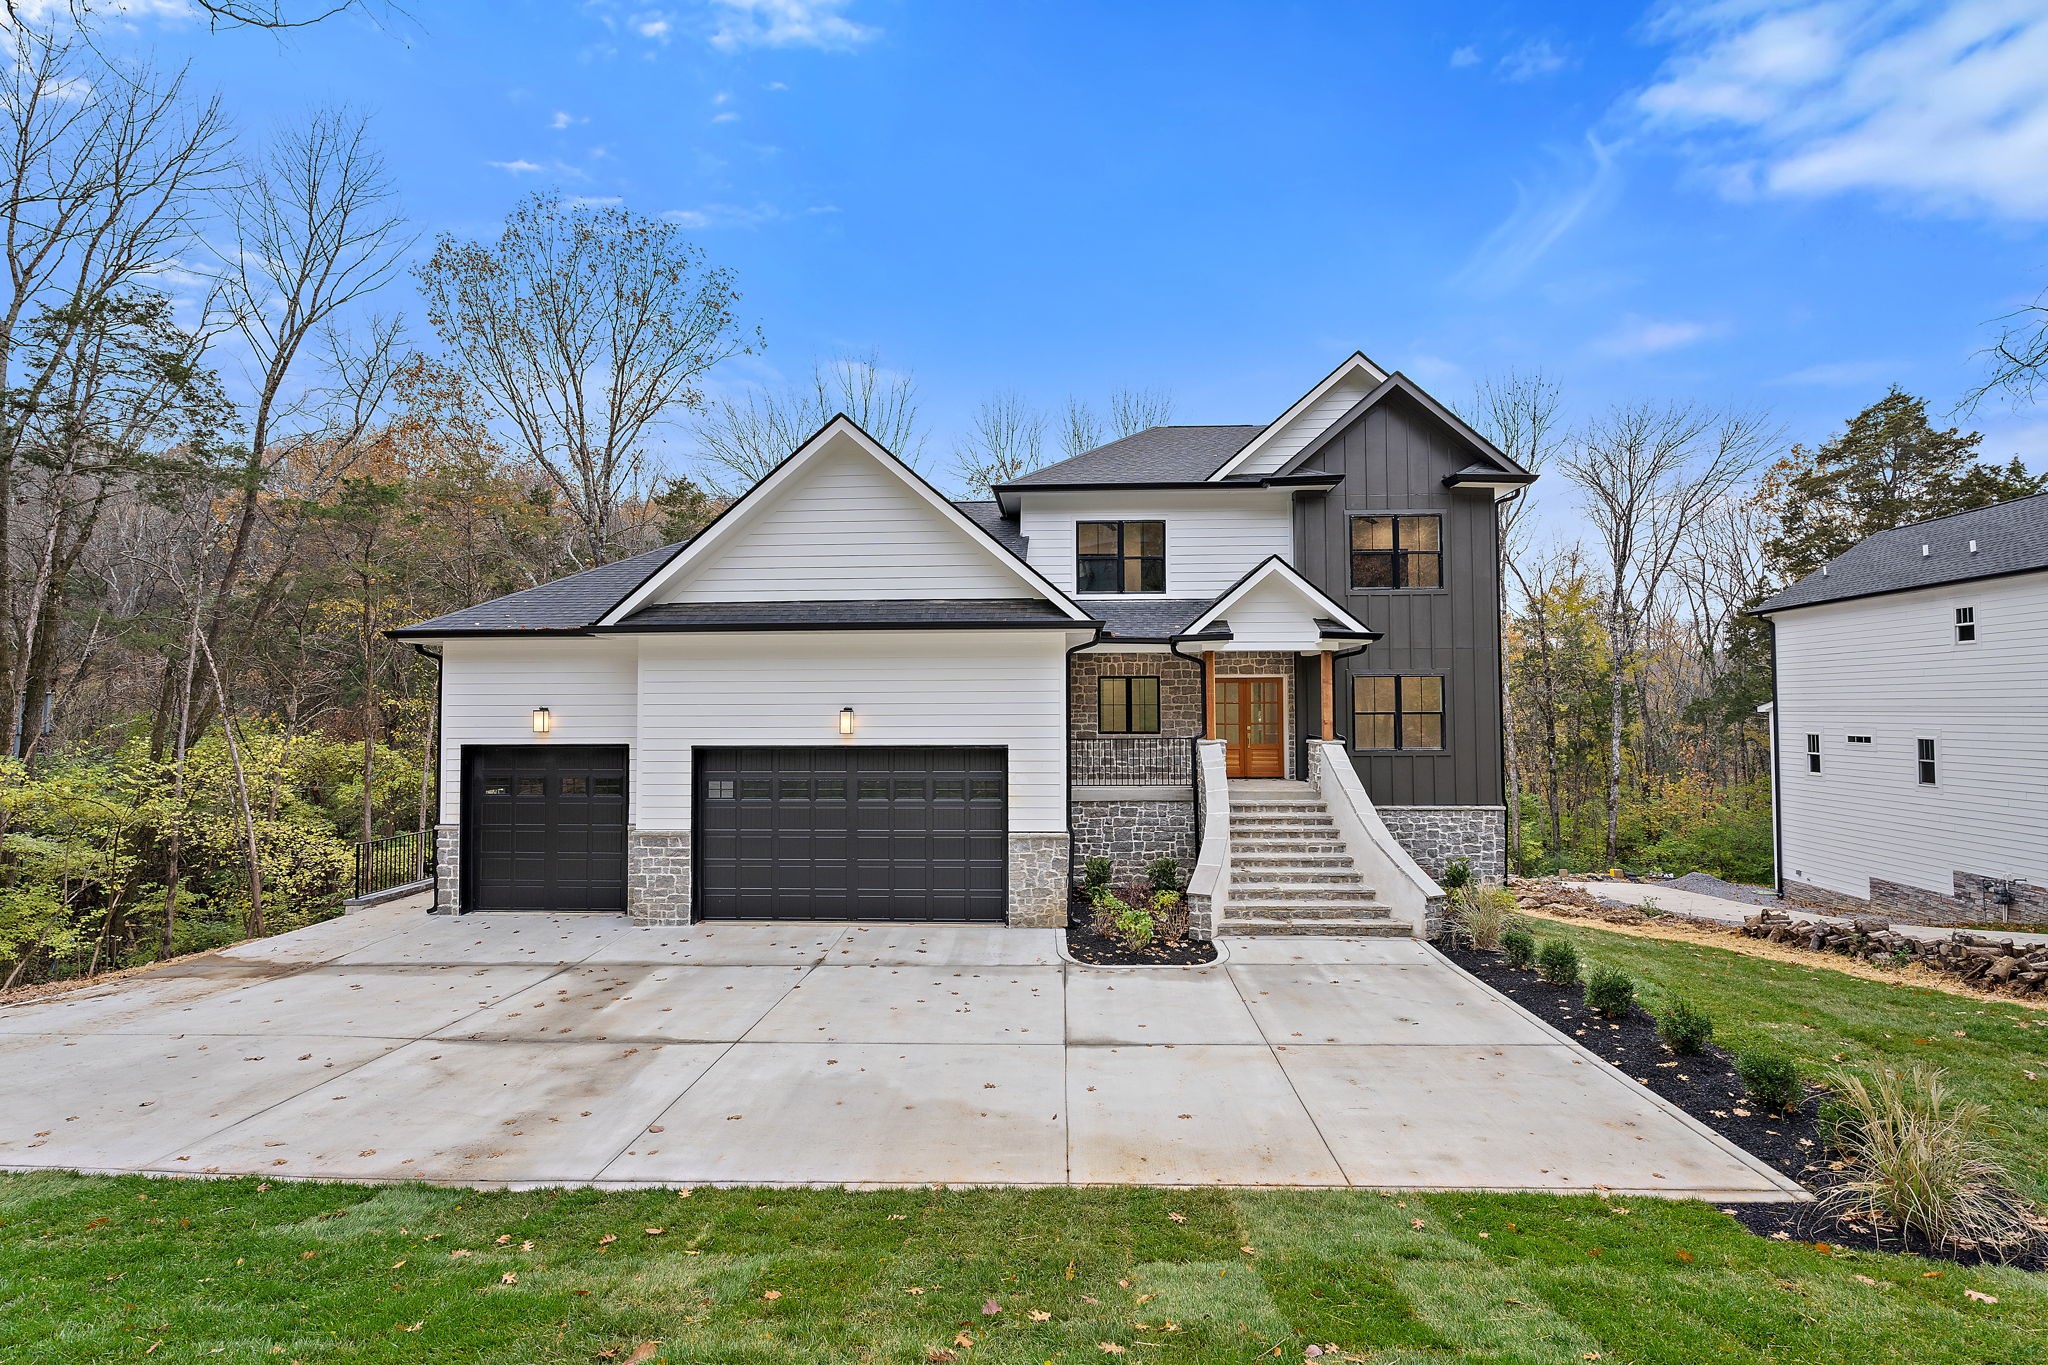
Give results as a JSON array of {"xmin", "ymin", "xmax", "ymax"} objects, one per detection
[
  {"xmin": 532, "ymin": 706, "xmax": 552, "ymax": 735},
  {"xmin": 838, "ymin": 706, "xmax": 855, "ymax": 737}
]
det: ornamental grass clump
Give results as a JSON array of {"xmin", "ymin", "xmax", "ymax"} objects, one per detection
[
  {"xmin": 1500, "ymin": 926, "xmax": 1536, "ymax": 969},
  {"xmin": 1735, "ymin": 1045, "xmax": 1804, "ymax": 1114},
  {"xmin": 1656, "ymin": 997, "xmax": 1713, "ymax": 1054},
  {"xmin": 1535, "ymin": 937, "xmax": 1580, "ymax": 986},
  {"xmin": 1583, "ymin": 965, "xmax": 1635, "ymax": 1019},
  {"xmin": 1453, "ymin": 883, "xmax": 1516, "ymax": 951},
  {"xmin": 1819, "ymin": 1065, "xmax": 2042, "ymax": 1255}
]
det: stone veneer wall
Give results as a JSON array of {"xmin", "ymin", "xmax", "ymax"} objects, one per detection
[
  {"xmin": 626, "ymin": 830, "xmax": 692, "ymax": 926},
  {"xmin": 1008, "ymin": 832, "xmax": 1071, "ymax": 926},
  {"xmin": 432, "ymin": 822, "xmax": 460, "ymax": 915},
  {"xmin": 1068, "ymin": 651, "xmax": 1204, "ymax": 741},
  {"xmin": 1785, "ymin": 872, "xmax": 2048, "ymax": 927},
  {"xmin": 1070, "ymin": 799, "xmax": 1196, "ymax": 887},
  {"xmin": 1375, "ymin": 805, "xmax": 1507, "ymax": 883}
]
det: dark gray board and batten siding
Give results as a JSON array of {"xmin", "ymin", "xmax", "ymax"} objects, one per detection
[{"xmin": 1290, "ymin": 390, "xmax": 1505, "ymax": 808}]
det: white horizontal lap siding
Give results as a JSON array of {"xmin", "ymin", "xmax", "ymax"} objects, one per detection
[
  {"xmin": 633, "ymin": 631, "xmax": 1070, "ymax": 832},
  {"xmin": 1774, "ymin": 573, "xmax": 2048, "ymax": 900},
  {"xmin": 664, "ymin": 446, "xmax": 1024, "ymax": 602},
  {"xmin": 436, "ymin": 639, "xmax": 638, "ymax": 825},
  {"xmin": 1017, "ymin": 489, "xmax": 1293, "ymax": 597},
  {"xmin": 1227, "ymin": 373, "xmax": 1376, "ymax": 478},
  {"xmin": 1220, "ymin": 578, "xmax": 1323, "ymax": 651}
]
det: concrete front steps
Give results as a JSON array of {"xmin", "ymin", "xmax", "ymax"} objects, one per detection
[{"xmin": 1222, "ymin": 781, "xmax": 1410, "ymax": 937}]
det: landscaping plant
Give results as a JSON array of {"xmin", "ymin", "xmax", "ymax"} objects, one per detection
[
  {"xmin": 1655, "ymin": 997, "xmax": 1713, "ymax": 1054},
  {"xmin": 1819, "ymin": 1064, "xmax": 2041, "ymax": 1254},
  {"xmin": 1583, "ymin": 964, "xmax": 1635, "ymax": 1019},
  {"xmin": 1088, "ymin": 886, "xmax": 1125, "ymax": 937},
  {"xmin": 1112, "ymin": 903, "xmax": 1156, "ymax": 949},
  {"xmin": 1454, "ymin": 882, "xmax": 1515, "ymax": 950},
  {"xmin": 1439, "ymin": 857, "xmax": 1472, "ymax": 894},
  {"xmin": 1145, "ymin": 856, "xmax": 1181, "ymax": 893},
  {"xmin": 1535, "ymin": 936, "xmax": 1581, "ymax": 986},
  {"xmin": 1735, "ymin": 1045, "xmax": 1804, "ymax": 1114},
  {"xmin": 1500, "ymin": 926, "xmax": 1536, "ymax": 969},
  {"xmin": 1083, "ymin": 856, "xmax": 1113, "ymax": 893}
]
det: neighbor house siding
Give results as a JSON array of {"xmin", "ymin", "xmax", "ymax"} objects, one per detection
[
  {"xmin": 1290, "ymin": 390, "xmax": 1504, "ymax": 807},
  {"xmin": 631, "ymin": 630, "xmax": 1071, "ymax": 832},
  {"xmin": 1224, "ymin": 371, "xmax": 1380, "ymax": 478},
  {"xmin": 1017, "ymin": 488, "xmax": 1293, "ymax": 598},
  {"xmin": 659, "ymin": 444, "xmax": 1027, "ymax": 602},
  {"xmin": 1772, "ymin": 572, "xmax": 2048, "ymax": 905},
  {"xmin": 435, "ymin": 638, "xmax": 638, "ymax": 825}
]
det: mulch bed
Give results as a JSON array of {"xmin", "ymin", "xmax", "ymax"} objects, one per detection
[
  {"xmin": 1445, "ymin": 943, "xmax": 2048, "ymax": 1271},
  {"xmin": 1064, "ymin": 892, "xmax": 1216, "ymax": 966}
]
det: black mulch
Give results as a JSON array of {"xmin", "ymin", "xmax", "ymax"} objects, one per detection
[
  {"xmin": 1064, "ymin": 893, "xmax": 1216, "ymax": 966},
  {"xmin": 1445, "ymin": 943, "xmax": 2048, "ymax": 1271}
]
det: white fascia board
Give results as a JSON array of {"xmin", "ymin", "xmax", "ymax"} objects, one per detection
[
  {"xmin": 1208, "ymin": 352, "xmax": 1387, "ymax": 482},
  {"xmin": 599, "ymin": 417, "xmax": 1092, "ymax": 625},
  {"xmin": 1182, "ymin": 556, "xmax": 1372, "ymax": 637}
]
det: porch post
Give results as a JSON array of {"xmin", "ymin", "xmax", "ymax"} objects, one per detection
[
  {"xmin": 1202, "ymin": 649, "xmax": 1216, "ymax": 739},
  {"xmin": 1319, "ymin": 650, "xmax": 1335, "ymax": 740}
]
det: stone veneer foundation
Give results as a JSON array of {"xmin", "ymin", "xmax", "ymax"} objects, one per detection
[
  {"xmin": 627, "ymin": 830, "xmax": 693, "ymax": 925},
  {"xmin": 432, "ymin": 823, "xmax": 460, "ymax": 915},
  {"xmin": 1007, "ymin": 833, "xmax": 1071, "ymax": 926},
  {"xmin": 1373, "ymin": 805, "xmax": 1508, "ymax": 883},
  {"xmin": 1785, "ymin": 872, "xmax": 2048, "ymax": 928},
  {"xmin": 1070, "ymin": 799, "xmax": 1197, "ymax": 887}
]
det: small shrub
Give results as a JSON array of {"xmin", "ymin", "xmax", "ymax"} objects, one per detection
[
  {"xmin": 1145, "ymin": 856, "xmax": 1181, "ymax": 893},
  {"xmin": 1819, "ymin": 1065, "xmax": 2039, "ymax": 1253},
  {"xmin": 1453, "ymin": 882, "xmax": 1515, "ymax": 950},
  {"xmin": 1637, "ymin": 895, "xmax": 1664, "ymax": 918},
  {"xmin": 1088, "ymin": 886, "xmax": 1124, "ymax": 936},
  {"xmin": 1500, "ymin": 927, "xmax": 1536, "ymax": 969},
  {"xmin": 1735, "ymin": 1045, "xmax": 1804, "ymax": 1114},
  {"xmin": 1535, "ymin": 937, "xmax": 1580, "ymax": 986},
  {"xmin": 1656, "ymin": 998, "xmax": 1713, "ymax": 1054},
  {"xmin": 1082, "ymin": 856, "xmax": 1113, "ymax": 892},
  {"xmin": 1151, "ymin": 888, "xmax": 1182, "ymax": 914},
  {"xmin": 1439, "ymin": 857, "xmax": 1472, "ymax": 893},
  {"xmin": 1583, "ymin": 965, "xmax": 1635, "ymax": 1019},
  {"xmin": 1113, "ymin": 904, "xmax": 1156, "ymax": 950}
]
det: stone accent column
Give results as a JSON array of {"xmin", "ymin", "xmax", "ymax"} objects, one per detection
[
  {"xmin": 1007, "ymin": 832, "xmax": 1070, "ymax": 927},
  {"xmin": 627, "ymin": 830, "xmax": 692, "ymax": 926},
  {"xmin": 432, "ymin": 823, "xmax": 460, "ymax": 915}
]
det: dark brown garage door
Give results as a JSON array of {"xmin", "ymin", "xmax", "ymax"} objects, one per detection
[
  {"xmin": 694, "ymin": 747, "xmax": 1007, "ymax": 922},
  {"xmin": 462, "ymin": 746, "xmax": 628, "ymax": 912}
]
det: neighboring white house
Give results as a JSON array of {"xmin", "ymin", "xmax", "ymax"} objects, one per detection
[
  {"xmin": 391, "ymin": 354, "xmax": 1534, "ymax": 933},
  {"xmin": 1756, "ymin": 492, "xmax": 2048, "ymax": 925}
]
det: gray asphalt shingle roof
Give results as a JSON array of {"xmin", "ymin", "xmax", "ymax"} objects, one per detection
[
  {"xmin": 389, "ymin": 541, "xmax": 689, "ymax": 636},
  {"xmin": 1755, "ymin": 492, "xmax": 2048, "ymax": 614},
  {"xmin": 1088, "ymin": 598, "xmax": 1217, "ymax": 640},
  {"xmin": 615, "ymin": 599, "xmax": 1079, "ymax": 629},
  {"xmin": 1006, "ymin": 425, "xmax": 1267, "ymax": 487},
  {"xmin": 952, "ymin": 499, "xmax": 1027, "ymax": 555}
]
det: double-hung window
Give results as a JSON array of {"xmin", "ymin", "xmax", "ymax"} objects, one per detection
[
  {"xmin": 1076, "ymin": 521, "xmax": 1165, "ymax": 594},
  {"xmin": 1349, "ymin": 514, "xmax": 1442, "ymax": 590},
  {"xmin": 1955, "ymin": 607, "xmax": 1976, "ymax": 643},
  {"xmin": 1805, "ymin": 734, "xmax": 1821, "ymax": 774},
  {"xmin": 1351, "ymin": 676, "xmax": 1444, "ymax": 750},
  {"xmin": 1098, "ymin": 676, "xmax": 1161, "ymax": 734},
  {"xmin": 1916, "ymin": 738, "xmax": 1938, "ymax": 785}
]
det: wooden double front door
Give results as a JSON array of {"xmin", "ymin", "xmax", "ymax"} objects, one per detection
[{"xmin": 1215, "ymin": 677, "xmax": 1285, "ymax": 778}]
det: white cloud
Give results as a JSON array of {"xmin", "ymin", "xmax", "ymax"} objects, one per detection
[
  {"xmin": 1770, "ymin": 359, "xmax": 1904, "ymax": 386},
  {"xmin": 663, "ymin": 201, "xmax": 838, "ymax": 229},
  {"xmin": 636, "ymin": 11, "xmax": 673, "ymax": 41},
  {"xmin": 1594, "ymin": 315, "xmax": 1721, "ymax": 357},
  {"xmin": 1498, "ymin": 37, "xmax": 1569, "ymax": 81},
  {"xmin": 550, "ymin": 110, "xmax": 581, "ymax": 130},
  {"xmin": 708, "ymin": 0, "xmax": 875, "ymax": 52},
  {"xmin": 1455, "ymin": 133, "xmax": 1620, "ymax": 293},
  {"xmin": 711, "ymin": 111, "xmax": 740, "ymax": 123},
  {"xmin": 487, "ymin": 159, "xmax": 545, "ymax": 174},
  {"xmin": 1449, "ymin": 45, "xmax": 1481, "ymax": 68},
  {"xmin": 1635, "ymin": 0, "xmax": 2048, "ymax": 219}
]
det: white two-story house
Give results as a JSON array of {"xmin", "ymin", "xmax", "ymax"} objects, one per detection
[
  {"xmin": 1756, "ymin": 493, "xmax": 2048, "ymax": 925},
  {"xmin": 392, "ymin": 353, "xmax": 1534, "ymax": 936}
]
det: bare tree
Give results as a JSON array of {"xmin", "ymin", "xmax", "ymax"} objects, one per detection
[
  {"xmin": 692, "ymin": 350, "xmax": 922, "ymax": 498},
  {"xmin": 418, "ymin": 191, "xmax": 755, "ymax": 562},
  {"xmin": 1472, "ymin": 369, "xmax": 1563, "ymax": 868},
  {"xmin": 1108, "ymin": 385, "xmax": 1174, "ymax": 437},
  {"xmin": 1964, "ymin": 285, "xmax": 2048, "ymax": 411},
  {"xmin": 951, "ymin": 389, "xmax": 1045, "ymax": 498},
  {"xmin": 1059, "ymin": 396, "xmax": 1103, "ymax": 459},
  {"xmin": 8, "ymin": 0, "xmax": 393, "ymax": 32},
  {"xmin": 1562, "ymin": 403, "xmax": 1771, "ymax": 860}
]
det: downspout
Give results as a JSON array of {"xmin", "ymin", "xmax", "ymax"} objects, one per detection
[
  {"xmin": 407, "ymin": 642, "xmax": 447, "ymax": 913},
  {"xmin": 1767, "ymin": 617, "xmax": 1784, "ymax": 899},
  {"xmin": 1319, "ymin": 638, "xmax": 1373, "ymax": 777},
  {"xmin": 1064, "ymin": 630, "xmax": 1099, "ymax": 898},
  {"xmin": 1169, "ymin": 636, "xmax": 1212, "ymax": 861}
]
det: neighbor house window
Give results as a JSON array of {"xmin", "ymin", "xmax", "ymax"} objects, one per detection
[
  {"xmin": 1351, "ymin": 676, "xmax": 1444, "ymax": 750},
  {"xmin": 1847, "ymin": 735, "xmax": 1872, "ymax": 744},
  {"xmin": 1917, "ymin": 738, "xmax": 1938, "ymax": 785},
  {"xmin": 1349, "ymin": 514, "xmax": 1442, "ymax": 590},
  {"xmin": 1955, "ymin": 606, "xmax": 1976, "ymax": 643},
  {"xmin": 1098, "ymin": 676, "xmax": 1161, "ymax": 734},
  {"xmin": 1076, "ymin": 521, "xmax": 1165, "ymax": 593},
  {"xmin": 1805, "ymin": 734, "xmax": 1821, "ymax": 773}
]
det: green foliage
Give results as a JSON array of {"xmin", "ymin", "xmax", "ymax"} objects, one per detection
[
  {"xmin": 1082, "ymin": 856, "xmax": 1113, "ymax": 891},
  {"xmin": 1621, "ymin": 775, "xmax": 1774, "ymax": 884},
  {"xmin": 1583, "ymin": 964, "xmax": 1635, "ymax": 1019},
  {"xmin": 1535, "ymin": 937, "xmax": 1580, "ymax": 986},
  {"xmin": 1112, "ymin": 904, "xmax": 1155, "ymax": 950},
  {"xmin": 1150, "ymin": 888, "xmax": 1182, "ymax": 916},
  {"xmin": 1656, "ymin": 997, "xmax": 1714, "ymax": 1054},
  {"xmin": 1736, "ymin": 1045, "xmax": 1804, "ymax": 1114},
  {"xmin": 1500, "ymin": 926, "xmax": 1536, "ymax": 969},
  {"xmin": 1453, "ymin": 883, "xmax": 1516, "ymax": 951},
  {"xmin": 1087, "ymin": 885, "xmax": 1124, "ymax": 936},
  {"xmin": 1438, "ymin": 857, "xmax": 1472, "ymax": 892},
  {"xmin": 1144, "ymin": 856, "xmax": 1181, "ymax": 893}
]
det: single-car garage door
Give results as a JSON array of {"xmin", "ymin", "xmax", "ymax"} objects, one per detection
[
  {"xmin": 463, "ymin": 746, "xmax": 628, "ymax": 912},
  {"xmin": 695, "ymin": 747, "xmax": 1007, "ymax": 922}
]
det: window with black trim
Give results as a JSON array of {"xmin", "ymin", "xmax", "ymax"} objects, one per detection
[
  {"xmin": 1098, "ymin": 676, "xmax": 1161, "ymax": 734},
  {"xmin": 1349, "ymin": 514, "xmax": 1442, "ymax": 590},
  {"xmin": 1351, "ymin": 675, "xmax": 1444, "ymax": 750},
  {"xmin": 1805, "ymin": 734, "xmax": 1821, "ymax": 774},
  {"xmin": 1847, "ymin": 735, "xmax": 1872, "ymax": 744},
  {"xmin": 1955, "ymin": 606, "xmax": 1976, "ymax": 643},
  {"xmin": 1076, "ymin": 520, "xmax": 1165, "ymax": 593},
  {"xmin": 1917, "ymin": 738, "xmax": 1937, "ymax": 785}
]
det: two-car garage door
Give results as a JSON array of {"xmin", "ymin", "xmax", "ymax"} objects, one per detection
[{"xmin": 461, "ymin": 744, "xmax": 1007, "ymax": 921}]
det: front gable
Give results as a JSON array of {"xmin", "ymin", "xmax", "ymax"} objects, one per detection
[
  {"xmin": 1277, "ymin": 373, "xmax": 1531, "ymax": 489},
  {"xmin": 1209, "ymin": 353, "xmax": 1389, "ymax": 481},
  {"xmin": 1184, "ymin": 557, "xmax": 1376, "ymax": 651},
  {"xmin": 604, "ymin": 419, "xmax": 1090, "ymax": 620}
]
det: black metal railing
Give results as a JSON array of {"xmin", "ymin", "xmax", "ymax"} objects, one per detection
[
  {"xmin": 1070, "ymin": 737, "xmax": 1194, "ymax": 786},
  {"xmin": 353, "ymin": 828, "xmax": 435, "ymax": 899}
]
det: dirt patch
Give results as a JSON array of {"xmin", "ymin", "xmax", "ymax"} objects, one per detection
[{"xmin": 1445, "ymin": 944, "xmax": 2048, "ymax": 1271}]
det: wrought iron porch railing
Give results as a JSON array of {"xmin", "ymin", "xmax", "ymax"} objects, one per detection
[
  {"xmin": 1070, "ymin": 736, "xmax": 1194, "ymax": 786},
  {"xmin": 353, "ymin": 828, "xmax": 436, "ymax": 899}
]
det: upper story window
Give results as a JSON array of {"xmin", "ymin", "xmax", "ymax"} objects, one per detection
[
  {"xmin": 1077, "ymin": 520, "xmax": 1164, "ymax": 594},
  {"xmin": 1955, "ymin": 606, "xmax": 1976, "ymax": 643},
  {"xmin": 1098, "ymin": 676, "xmax": 1161, "ymax": 734},
  {"xmin": 1349, "ymin": 514, "xmax": 1442, "ymax": 590}
]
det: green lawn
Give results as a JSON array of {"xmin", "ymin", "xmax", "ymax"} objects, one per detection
[{"xmin": 3, "ymin": 922, "xmax": 2044, "ymax": 1364}]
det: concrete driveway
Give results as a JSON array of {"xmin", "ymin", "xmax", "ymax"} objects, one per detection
[{"xmin": 0, "ymin": 900, "xmax": 1802, "ymax": 1198}]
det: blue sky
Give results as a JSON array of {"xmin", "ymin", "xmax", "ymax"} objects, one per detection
[{"xmin": 64, "ymin": 0, "xmax": 2048, "ymax": 492}]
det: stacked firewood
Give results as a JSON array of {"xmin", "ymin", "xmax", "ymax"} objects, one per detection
[{"xmin": 1741, "ymin": 907, "xmax": 2048, "ymax": 997}]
